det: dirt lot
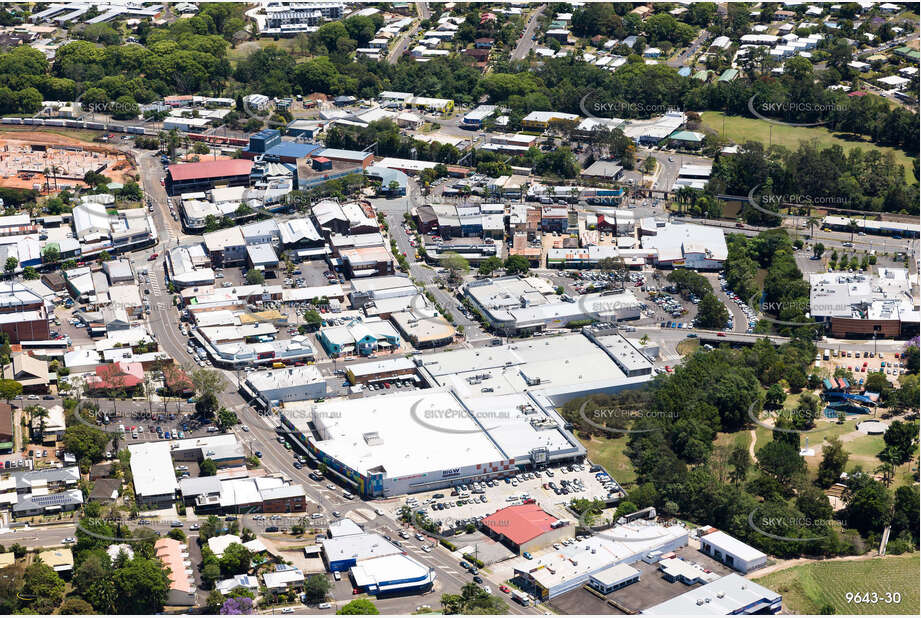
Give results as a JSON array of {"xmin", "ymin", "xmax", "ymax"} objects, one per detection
[{"xmin": 0, "ymin": 130, "xmax": 136, "ymax": 193}]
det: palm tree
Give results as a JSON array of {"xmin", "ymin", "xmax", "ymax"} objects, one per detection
[
  {"xmin": 806, "ymin": 216, "xmax": 820, "ymax": 238},
  {"xmin": 848, "ymin": 219, "xmax": 859, "ymax": 243}
]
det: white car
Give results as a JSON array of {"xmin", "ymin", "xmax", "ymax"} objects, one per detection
[
  {"xmin": 374, "ymin": 508, "xmax": 384, "ymax": 516},
  {"xmin": 241, "ymin": 425, "xmax": 249, "ymax": 432}
]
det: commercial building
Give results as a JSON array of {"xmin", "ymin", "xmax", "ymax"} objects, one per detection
[
  {"xmin": 390, "ymin": 309, "xmax": 456, "ymax": 348},
  {"xmin": 0, "ymin": 283, "xmax": 50, "ymax": 343},
  {"xmin": 481, "ymin": 503, "xmax": 573, "ymax": 555},
  {"xmin": 244, "ymin": 365, "xmax": 327, "ymax": 406},
  {"xmin": 321, "ymin": 517, "xmax": 436, "ymax": 594},
  {"xmin": 642, "ymin": 573, "xmax": 781, "ymax": 615},
  {"xmin": 166, "ymin": 159, "xmax": 254, "ymax": 196},
  {"xmin": 464, "ymin": 276, "xmax": 643, "ymax": 335},
  {"xmin": 283, "ymin": 388, "xmax": 586, "ymax": 497},
  {"xmin": 809, "ymin": 268, "xmax": 919, "ymax": 338},
  {"xmin": 521, "ymin": 111, "xmax": 580, "ymax": 129},
  {"xmin": 417, "ymin": 331, "xmax": 653, "ymax": 403},
  {"xmin": 698, "ymin": 530, "xmax": 767, "ymax": 574},
  {"xmin": 317, "ymin": 318, "xmax": 401, "ymax": 356},
  {"xmin": 344, "ymin": 357, "xmax": 417, "ymax": 385},
  {"xmin": 128, "ymin": 441, "xmax": 178, "ymax": 509},
  {"xmin": 639, "ymin": 222, "xmax": 727, "ymax": 269},
  {"xmin": 511, "ymin": 522, "xmax": 688, "ymax": 600},
  {"xmin": 821, "ymin": 215, "xmax": 919, "ymax": 239}
]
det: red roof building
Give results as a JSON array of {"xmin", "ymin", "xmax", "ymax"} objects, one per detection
[
  {"xmin": 87, "ymin": 362, "xmax": 145, "ymax": 392},
  {"xmin": 167, "ymin": 159, "xmax": 253, "ymax": 182},
  {"xmin": 480, "ymin": 503, "xmax": 570, "ymax": 554},
  {"xmin": 165, "ymin": 159, "xmax": 254, "ymax": 196}
]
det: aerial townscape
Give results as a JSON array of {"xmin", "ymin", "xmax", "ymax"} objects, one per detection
[{"xmin": 0, "ymin": 1, "xmax": 918, "ymax": 616}]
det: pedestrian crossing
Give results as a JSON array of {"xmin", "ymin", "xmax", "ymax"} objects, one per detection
[{"xmin": 149, "ymin": 272, "xmax": 163, "ymax": 296}]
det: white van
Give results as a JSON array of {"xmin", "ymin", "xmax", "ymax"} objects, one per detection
[{"xmin": 333, "ymin": 571, "xmax": 341, "ymax": 581}]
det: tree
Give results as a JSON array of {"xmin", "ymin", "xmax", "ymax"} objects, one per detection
[
  {"xmin": 42, "ymin": 244, "xmax": 60, "ymax": 264},
  {"xmin": 303, "ymin": 309, "xmax": 323, "ymax": 330},
  {"xmin": 59, "ymin": 597, "xmax": 95, "ymax": 615},
  {"xmin": 21, "ymin": 266, "xmax": 39, "ymax": 279},
  {"xmin": 21, "ymin": 561, "xmax": 65, "ymax": 614},
  {"xmin": 881, "ymin": 420, "xmax": 918, "ymax": 466},
  {"xmin": 190, "ymin": 368, "xmax": 226, "ymax": 407},
  {"xmin": 337, "ymin": 599, "xmax": 380, "ymax": 615},
  {"xmin": 217, "ymin": 408, "xmax": 239, "ymax": 431},
  {"xmin": 112, "ymin": 558, "xmax": 170, "ymax": 614},
  {"xmin": 756, "ymin": 440, "xmax": 805, "ymax": 488},
  {"xmin": 728, "ymin": 444, "xmax": 750, "ymax": 484},
  {"xmin": 207, "ymin": 590, "xmax": 226, "ymax": 613},
  {"xmin": 816, "ymin": 437, "xmax": 849, "ymax": 488},
  {"xmin": 843, "ymin": 475, "xmax": 893, "ymax": 536},
  {"xmin": 765, "ymin": 384, "xmax": 785, "ymax": 409},
  {"xmin": 304, "ymin": 574, "xmax": 331, "ymax": 604},
  {"xmin": 245, "ymin": 269, "xmax": 264, "ymax": 285},
  {"xmin": 3, "ymin": 257, "xmax": 16, "ymax": 278},
  {"xmin": 503, "ymin": 254, "xmax": 530, "ymax": 275},
  {"xmin": 63, "ymin": 422, "xmax": 109, "ymax": 464},
  {"xmin": 478, "ymin": 256, "xmax": 503, "ymax": 276},
  {"xmin": 0, "ymin": 378, "xmax": 22, "ymax": 404},
  {"xmin": 696, "ymin": 293, "xmax": 729, "ymax": 329},
  {"xmin": 441, "ymin": 252, "xmax": 469, "ymax": 285},
  {"xmin": 219, "ymin": 543, "xmax": 252, "ymax": 576},
  {"xmin": 200, "ymin": 458, "xmax": 218, "ymax": 476},
  {"xmin": 812, "ymin": 242, "xmax": 825, "ymax": 259}
]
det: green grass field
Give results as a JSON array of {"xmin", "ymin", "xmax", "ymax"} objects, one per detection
[
  {"xmin": 583, "ymin": 435, "xmax": 637, "ymax": 486},
  {"xmin": 754, "ymin": 554, "xmax": 920, "ymax": 615},
  {"xmin": 700, "ymin": 112, "xmax": 918, "ymax": 183}
]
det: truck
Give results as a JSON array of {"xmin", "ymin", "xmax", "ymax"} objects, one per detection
[{"xmin": 511, "ymin": 590, "xmax": 531, "ymax": 606}]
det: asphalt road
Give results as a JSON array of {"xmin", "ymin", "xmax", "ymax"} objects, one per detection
[{"xmin": 510, "ymin": 4, "xmax": 545, "ymax": 61}]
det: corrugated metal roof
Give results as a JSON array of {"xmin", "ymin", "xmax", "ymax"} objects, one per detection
[{"xmin": 168, "ymin": 159, "xmax": 253, "ymax": 181}]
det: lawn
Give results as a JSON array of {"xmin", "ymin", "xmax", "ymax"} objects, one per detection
[
  {"xmin": 753, "ymin": 554, "xmax": 920, "ymax": 615},
  {"xmin": 700, "ymin": 112, "xmax": 918, "ymax": 183},
  {"xmin": 228, "ymin": 38, "xmax": 305, "ymax": 62},
  {"xmin": 583, "ymin": 435, "xmax": 637, "ymax": 487}
]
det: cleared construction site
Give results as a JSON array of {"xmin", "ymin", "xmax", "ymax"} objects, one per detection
[{"xmin": 0, "ymin": 132, "xmax": 136, "ymax": 194}]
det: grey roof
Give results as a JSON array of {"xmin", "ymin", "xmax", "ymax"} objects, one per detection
[
  {"xmin": 13, "ymin": 489, "xmax": 83, "ymax": 513},
  {"xmin": 178, "ymin": 476, "xmax": 222, "ymax": 497},
  {"xmin": 12, "ymin": 466, "xmax": 80, "ymax": 491}
]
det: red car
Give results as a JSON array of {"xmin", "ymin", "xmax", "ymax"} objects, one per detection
[
  {"xmin": 499, "ymin": 585, "xmax": 510, "ymax": 594},
  {"xmin": 148, "ymin": 252, "xmax": 159, "ymax": 261},
  {"xmin": 717, "ymin": 332, "xmax": 726, "ymax": 337},
  {"xmin": 664, "ymin": 365, "xmax": 672, "ymax": 373}
]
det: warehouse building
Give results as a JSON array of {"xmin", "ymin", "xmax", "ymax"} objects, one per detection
[
  {"xmin": 511, "ymin": 522, "xmax": 688, "ymax": 601},
  {"xmin": 642, "ymin": 573, "xmax": 781, "ymax": 615},
  {"xmin": 698, "ymin": 530, "xmax": 768, "ymax": 574},
  {"xmin": 481, "ymin": 503, "xmax": 573, "ymax": 555}
]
